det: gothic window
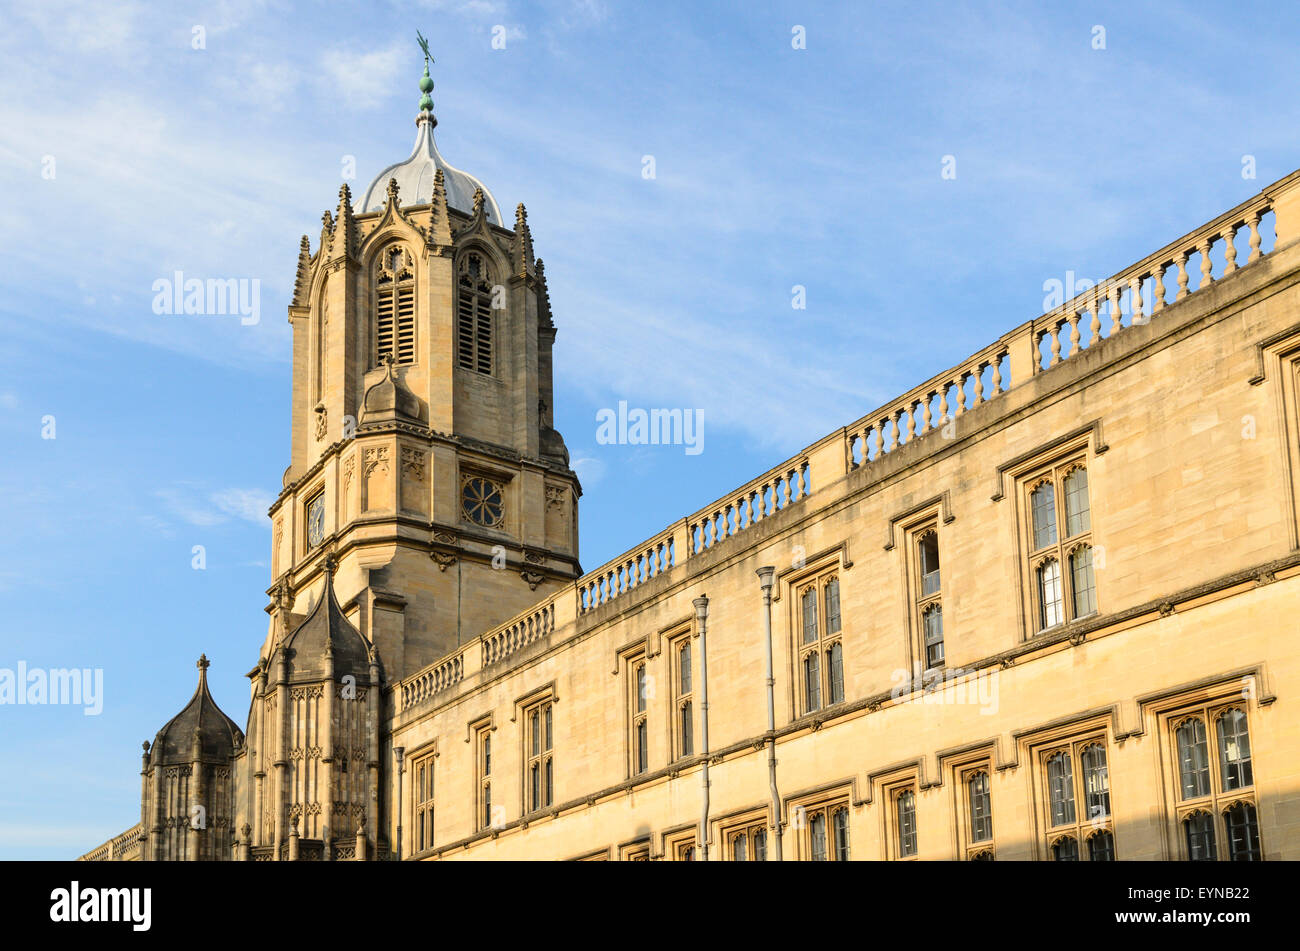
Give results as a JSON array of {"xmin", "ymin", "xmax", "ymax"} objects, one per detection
[
  {"xmin": 457, "ymin": 251, "xmax": 494, "ymax": 374},
  {"xmin": 374, "ymin": 244, "xmax": 415, "ymax": 366},
  {"xmin": 967, "ymin": 770, "xmax": 993, "ymax": 844},
  {"xmin": 666, "ymin": 831, "xmax": 697, "ymax": 861},
  {"xmin": 1024, "ymin": 458, "xmax": 1096, "ymax": 633},
  {"xmin": 461, "ymin": 476, "xmax": 504, "ymax": 528},
  {"xmin": 630, "ymin": 657, "xmax": 649, "ymax": 776},
  {"xmin": 672, "ymin": 633, "xmax": 694, "ymax": 759},
  {"xmin": 728, "ymin": 818, "xmax": 768, "ymax": 861},
  {"xmin": 801, "ymin": 798, "xmax": 850, "ymax": 861},
  {"xmin": 912, "ymin": 527, "xmax": 945, "ymax": 670},
  {"xmin": 1087, "ymin": 829, "xmax": 1115, "ymax": 862},
  {"xmin": 1168, "ymin": 704, "xmax": 1260, "ymax": 860},
  {"xmin": 412, "ymin": 750, "xmax": 435, "ymax": 853},
  {"xmin": 1050, "ymin": 836, "xmax": 1079, "ymax": 862},
  {"xmin": 475, "ymin": 725, "xmax": 492, "ymax": 831},
  {"xmin": 525, "ymin": 699, "xmax": 554, "ymax": 813},
  {"xmin": 1039, "ymin": 734, "xmax": 1115, "ymax": 860},
  {"xmin": 895, "ymin": 789, "xmax": 917, "ymax": 858},
  {"xmin": 797, "ymin": 570, "xmax": 844, "ymax": 714}
]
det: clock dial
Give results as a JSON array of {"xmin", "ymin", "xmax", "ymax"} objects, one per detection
[{"xmin": 307, "ymin": 494, "xmax": 325, "ymax": 549}]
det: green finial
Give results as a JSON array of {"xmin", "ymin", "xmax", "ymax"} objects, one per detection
[{"xmin": 416, "ymin": 31, "xmax": 434, "ymax": 113}]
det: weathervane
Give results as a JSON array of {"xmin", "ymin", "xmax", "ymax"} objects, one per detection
[{"xmin": 416, "ymin": 31, "xmax": 435, "ymax": 115}]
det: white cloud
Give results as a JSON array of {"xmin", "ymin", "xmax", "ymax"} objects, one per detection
[
  {"xmin": 212, "ymin": 487, "xmax": 275, "ymax": 524},
  {"xmin": 570, "ymin": 454, "xmax": 606, "ymax": 486},
  {"xmin": 155, "ymin": 485, "xmax": 273, "ymax": 527},
  {"xmin": 321, "ymin": 41, "xmax": 407, "ymax": 110}
]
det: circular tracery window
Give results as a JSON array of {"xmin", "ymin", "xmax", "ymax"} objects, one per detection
[{"xmin": 462, "ymin": 477, "xmax": 504, "ymax": 527}]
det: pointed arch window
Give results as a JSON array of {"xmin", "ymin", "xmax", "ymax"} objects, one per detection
[
  {"xmin": 457, "ymin": 251, "xmax": 494, "ymax": 374},
  {"xmin": 374, "ymin": 244, "xmax": 415, "ymax": 367},
  {"xmin": 1167, "ymin": 703, "xmax": 1261, "ymax": 860},
  {"xmin": 1039, "ymin": 734, "xmax": 1116, "ymax": 860},
  {"xmin": 797, "ymin": 569, "xmax": 844, "ymax": 714},
  {"xmin": 1024, "ymin": 458, "xmax": 1097, "ymax": 633}
]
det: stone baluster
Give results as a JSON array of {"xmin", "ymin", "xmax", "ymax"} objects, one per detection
[
  {"xmin": 1106, "ymin": 282, "xmax": 1122, "ymax": 335},
  {"xmin": 991, "ymin": 355, "xmax": 1003, "ymax": 395},
  {"xmin": 938, "ymin": 386, "xmax": 949, "ymax": 423},
  {"xmin": 1048, "ymin": 324, "xmax": 1062, "ymax": 367},
  {"xmin": 1129, "ymin": 277, "xmax": 1144, "ymax": 327},
  {"xmin": 1151, "ymin": 264, "xmax": 1166, "ymax": 315},
  {"xmin": 1198, "ymin": 238, "xmax": 1213, "ymax": 289},
  {"xmin": 921, "ymin": 393, "xmax": 933, "ymax": 433},
  {"xmin": 1086, "ymin": 293, "xmax": 1101, "ymax": 340},
  {"xmin": 1247, "ymin": 210, "xmax": 1263, "ymax": 264},
  {"xmin": 1223, "ymin": 224, "xmax": 1239, "ymax": 276},
  {"xmin": 1175, "ymin": 250, "xmax": 1190, "ymax": 300},
  {"xmin": 1067, "ymin": 310, "xmax": 1081, "ymax": 356}
]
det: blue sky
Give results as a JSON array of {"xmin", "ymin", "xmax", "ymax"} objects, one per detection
[{"xmin": 0, "ymin": 0, "xmax": 1296, "ymax": 858}]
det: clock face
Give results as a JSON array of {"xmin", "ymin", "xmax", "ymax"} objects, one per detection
[{"xmin": 306, "ymin": 494, "xmax": 325, "ymax": 549}]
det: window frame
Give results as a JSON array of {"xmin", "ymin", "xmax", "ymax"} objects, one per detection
[
  {"xmin": 627, "ymin": 652, "xmax": 650, "ymax": 778},
  {"xmin": 1020, "ymin": 454, "xmax": 1098, "ymax": 635},
  {"xmin": 522, "ymin": 697, "xmax": 554, "ymax": 815},
  {"xmin": 790, "ymin": 790, "xmax": 852, "ymax": 862},
  {"xmin": 723, "ymin": 813, "xmax": 770, "ymax": 862},
  {"xmin": 373, "ymin": 243, "xmax": 417, "ymax": 368},
  {"xmin": 473, "ymin": 722, "xmax": 494, "ymax": 832},
  {"xmin": 455, "ymin": 249, "xmax": 495, "ymax": 375},
  {"xmin": 1167, "ymin": 701, "xmax": 1261, "ymax": 861},
  {"xmin": 959, "ymin": 764, "xmax": 995, "ymax": 859},
  {"xmin": 669, "ymin": 630, "xmax": 695, "ymax": 761},
  {"xmin": 410, "ymin": 746, "xmax": 436, "ymax": 855},
  {"xmin": 1036, "ymin": 733, "xmax": 1115, "ymax": 861},
  {"xmin": 793, "ymin": 566, "xmax": 845, "ymax": 716}
]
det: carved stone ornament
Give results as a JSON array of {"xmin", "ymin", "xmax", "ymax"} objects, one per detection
[{"xmin": 315, "ymin": 404, "xmax": 328, "ymax": 441}]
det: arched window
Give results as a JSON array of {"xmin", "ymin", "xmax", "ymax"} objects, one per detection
[
  {"xmin": 809, "ymin": 811, "xmax": 827, "ymax": 861},
  {"xmin": 1050, "ymin": 836, "xmax": 1078, "ymax": 861},
  {"xmin": 1080, "ymin": 742, "xmax": 1110, "ymax": 820},
  {"xmin": 832, "ymin": 807, "xmax": 850, "ymax": 861},
  {"xmin": 967, "ymin": 770, "xmax": 992, "ymax": 843},
  {"xmin": 1183, "ymin": 811, "xmax": 1216, "ymax": 861},
  {"xmin": 1037, "ymin": 559, "xmax": 1064, "ymax": 629},
  {"xmin": 1216, "ymin": 709, "xmax": 1253, "ymax": 791},
  {"xmin": 1087, "ymin": 830, "xmax": 1114, "ymax": 861},
  {"xmin": 1030, "ymin": 482, "xmax": 1057, "ymax": 550},
  {"xmin": 896, "ymin": 790, "xmax": 917, "ymax": 857},
  {"xmin": 1224, "ymin": 802, "xmax": 1261, "ymax": 861},
  {"xmin": 457, "ymin": 251, "xmax": 493, "ymax": 373},
  {"xmin": 923, "ymin": 604, "xmax": 944, "ymax": 669},
  {"xmin": 1063, "ymin": 467, "xmax": 1091, "ymax": 536},
  {"xmin": 1176, "ymin": 718, "xmax": 1211, "ymax": 799},
  {"xmin": 1046, "ymin": 751, "xmax": 1076, "ymax": 826},
  {"xmin": 1070, "ymin": 545, "xmax": 1097, "ymax": 617},
  {"xmin": 374, "ymin": 245, "xmax": 415, "ymax": 366}
]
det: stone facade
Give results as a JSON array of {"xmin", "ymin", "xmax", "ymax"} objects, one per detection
[{"xmin": 82, "ymin": 94, "xmax": 1300, "ymax": 862}]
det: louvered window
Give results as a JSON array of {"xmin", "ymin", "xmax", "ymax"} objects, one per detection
[
  {"xmin": 457, "ymin": 252, "xmax": 494, "ymax": 374},
  {"xmin": 375, "ymin": 245, "xmax": 415, "ymax": 366}
]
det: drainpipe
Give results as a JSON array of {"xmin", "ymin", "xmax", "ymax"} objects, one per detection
[
  {"xmin": 394, "ymin": 746, "xmax": 405, "ymax": 861},
  {"xmin": 757, "ymin": 566, "xmax": 783, "ymax": 861},
  {"xmin": 693, "ymin": 595, "xmax": 711, "ymax": 860}
]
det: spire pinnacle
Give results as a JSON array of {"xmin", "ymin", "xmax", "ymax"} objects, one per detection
[{"xmin": 416, "ymin": 31, "xmax": 435, "ymax": 118}]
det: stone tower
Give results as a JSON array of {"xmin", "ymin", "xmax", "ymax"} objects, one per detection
[
  {"xmin": 139, "ymin": 655, "xmax": 242, "ymax": 861},
  {"xmin": 266, "ymin": 59, "xmax": 581, "ymax": 684}
]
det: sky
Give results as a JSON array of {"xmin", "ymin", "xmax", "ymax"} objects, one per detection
[{"xmin": 0, "ymin": 0, "xmax": 1296, "ymax": 859}]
